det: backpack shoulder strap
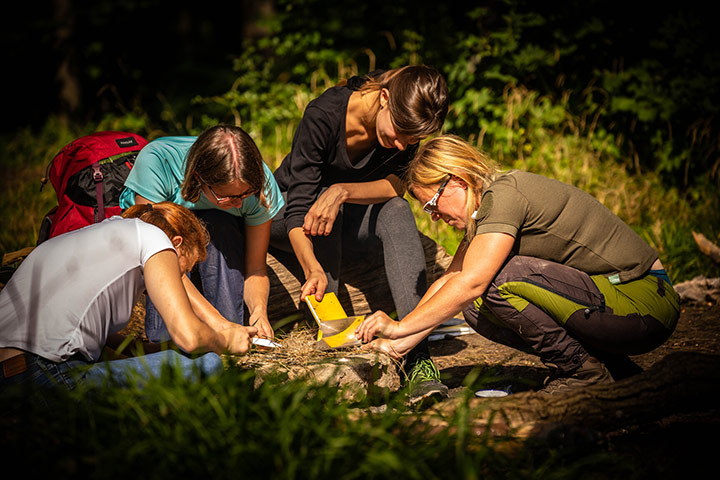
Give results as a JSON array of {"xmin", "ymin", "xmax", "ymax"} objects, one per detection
[{"xmin": 91, "ymin": 162, "xmax": 104, "ymax": 223}]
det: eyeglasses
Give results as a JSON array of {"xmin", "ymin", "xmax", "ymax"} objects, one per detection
[
  {"xmin": 422, "ymin": 176, "xmax": 450, "ymax": 214},
  {"xmin": 206, "ymin": 183, "xmax": 255, "ymax": 204}
]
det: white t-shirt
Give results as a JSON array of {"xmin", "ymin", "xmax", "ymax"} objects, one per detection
[{"xmin": 0, "ymin": 217, "xmax": 174, "ymax": 362}]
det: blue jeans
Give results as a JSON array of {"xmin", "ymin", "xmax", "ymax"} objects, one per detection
[
  {"xmin": 0, "ymin": 350, "xmax": 223, "ymax": 392},
  {"xmin": 145, "ymin": 209, "xmax": 246, "ymax": 342}
]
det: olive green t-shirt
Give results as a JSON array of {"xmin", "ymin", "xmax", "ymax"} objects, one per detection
[{"xmin": 474, "ymin": 170, "xmax": 657, "ymax": 283}]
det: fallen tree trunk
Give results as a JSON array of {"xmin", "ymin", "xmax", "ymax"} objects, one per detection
[
  {"xmin": 414, "ymin": 351, "xmax": 720, "ymax": 441},
  {"xmin": 674, "ymin": 276, "xmax": 720, "ymax": 304}
]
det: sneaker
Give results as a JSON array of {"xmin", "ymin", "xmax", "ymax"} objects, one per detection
[
  {"xmin": 539, "ymin": 356, "xmax": 614, "ymax": 395},
  {"xmin": 406, "ymin": 357, "xmax": 449, "ymax": 407}
]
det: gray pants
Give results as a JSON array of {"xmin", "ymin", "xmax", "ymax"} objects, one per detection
[{"xmin": 270, "ymin": 195, "xmax": 432, "ymax": 366}]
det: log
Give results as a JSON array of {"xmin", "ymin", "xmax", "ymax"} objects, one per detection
[
  {"xmin": 410, "ymin": 351, "xmax": 720, "ymax": 441},
  {"xmin": 692, "ymin": 231, "xmax": 720, "ymax": 266},
  {"xmin": 250, "ymin": 351, "xmax": 402, "ymax": 402},
  {"xmin": 674, "ymin": 276, "xmax": 720, "ymax": 304},
  {"xmin": 1, "ymin": 246, "xmax": 35, "ymax": 266}
]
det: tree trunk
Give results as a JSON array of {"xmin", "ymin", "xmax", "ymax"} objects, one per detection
[
  {"xmin": 53, "ymin": 0, "xmax": 81, "ymax": 118},
  {"xmin": 413, "ymin": 351, "xmax": 720, "ymax": 441}
]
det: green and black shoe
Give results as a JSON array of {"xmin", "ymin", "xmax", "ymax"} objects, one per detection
[{"xmin": 405, "ymin": 357, "xmax": 449, "ymax": 408}]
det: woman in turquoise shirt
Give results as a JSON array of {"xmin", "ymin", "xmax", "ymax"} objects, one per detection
[{"xmin": 120, "ymin": 125, "xmax": 284, "ymax": 341}]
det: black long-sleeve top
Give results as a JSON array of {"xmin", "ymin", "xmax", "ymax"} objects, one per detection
[{"xmin": 273, "ymin": 74, "xmax": 418, "ymax": 235}]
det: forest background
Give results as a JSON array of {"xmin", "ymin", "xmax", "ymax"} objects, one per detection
[{"xmin": 1, "ymin": 0, "xmax": 718, "ymax": 284}]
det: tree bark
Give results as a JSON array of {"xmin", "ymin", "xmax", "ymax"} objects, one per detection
[{"xmin": 413, "ymin": 351, "xmax": 720, "ymax": 441}]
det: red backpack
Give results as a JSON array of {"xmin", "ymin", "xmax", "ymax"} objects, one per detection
[{"xmin": 38, "ymin": 131, "xmax": 148, "ymax": 244}]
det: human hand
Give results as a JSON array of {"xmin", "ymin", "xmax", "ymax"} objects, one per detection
[
  {"xmin": 302, "ymin": 185, "xmax": 347, "ymax": 236},
  {"xmin": 219, "ymin": 325, "xmax": 258, "ymax": 355},
  {"xmin": 249, "ymin": 311, "xmax": 274, "ymax": 339},
  {"xmin": 355, "ymin": 311, "xmax": 401, "ymax": 343},
  {"xmin": 360, "ymin": 338, "xmax": 403, "ymax": 360},
  {"xmin": 300, "ymin": 269, "xmax": 328, "ymax": 302}
]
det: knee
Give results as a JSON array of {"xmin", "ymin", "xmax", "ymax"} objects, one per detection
[
  {"xmin": 375, "ymin": 197, "xmax": 417, "ymax": 236},
  {"xmin": 379, "ymin": 196, "xmax": 412, "ymax": 219}
]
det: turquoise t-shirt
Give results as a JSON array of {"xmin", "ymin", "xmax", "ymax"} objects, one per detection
[{"xmin": 119, "ymin": 136, "xmax": 284, "ymax": 226}]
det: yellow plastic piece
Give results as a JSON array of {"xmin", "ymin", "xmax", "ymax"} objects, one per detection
[
  {"xmin": 320, "ymin": 316, "xmax": 364, "ymax": 348},
  {"xmin": 305, "ymin": 293, "xmax": 347, "ymax": 324},
  {"xmin": 304, "ymin": 293, "xmax": 364, "ymax": 347}
]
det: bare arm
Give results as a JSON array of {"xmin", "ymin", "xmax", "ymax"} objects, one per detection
[
  {"xmin": 304, "ymin": 175, "xmax": 403, "ymax": 237},
  {"xmin": 181, "ymin": 275, "xmax": 235, "ymax": 331},
  {"xmin": 288, "ymin": 226, "xmax": 328, "ymax": 301},
  {"xmin": 144, "ymin": 250, "xmax": 257, "ymax": 355},
  {"xmin": 243, "ymin": 220, "xmax": 273, "ymax": 338},
  {"xmin": 287, "ymin": 175, "xmax": 404, "ymax": 300},
  {"xmin": 356, "ymin": 233, "xmax": 515, "ymax": 355},
  {"xmin": 139, "ymin": 191, "xmax": 272, "ymax": 338},
  {"xmin": 366, "ymin": 239, "xmax": 471, "ymax": 356}
]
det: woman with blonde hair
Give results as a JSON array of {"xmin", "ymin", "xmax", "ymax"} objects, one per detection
[
  {"xmin": 120, "ymin": 125, "xmax": 284, "ymax": 342},
  {"xmin": 0, "ymin": 202, "xmax": 257, "ymax": 392},
  {"xmin": 271, "ymin": 65, "xmax": 449, "ymax": 401},
  {"xmin": 357, "ymin": 135, "xmax": 679, "ymax": 394}
]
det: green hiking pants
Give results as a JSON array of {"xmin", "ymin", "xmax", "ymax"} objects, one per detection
[{"xmin": 463, "ymin": 255, "xmax": 679, "ymax": 373}]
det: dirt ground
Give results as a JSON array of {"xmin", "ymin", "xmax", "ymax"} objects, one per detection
[
  {"xmin": 429, "ymin": 301, "xmax": 720, "ymax": 393},
  {"xmin": 427, "ymin": 300, "xmax": 720, "ymax": 476}
]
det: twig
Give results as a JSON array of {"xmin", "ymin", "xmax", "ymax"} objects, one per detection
[{"xmin": 692, "ymin": 231, "xmax": 720, "ymax": 266}]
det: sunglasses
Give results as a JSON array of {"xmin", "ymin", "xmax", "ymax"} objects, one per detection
[
  {"xmin": 422, "ymin": 176, "xmax": 450, "ymax": 214},
  {"xmin": 206, "ymin": 183, "xmax": 255, "ymax": 204}
]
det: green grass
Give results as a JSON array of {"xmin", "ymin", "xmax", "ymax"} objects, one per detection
[{"xmin": 0, "ymin": 364, "xmax": 638, "ymax": 479}]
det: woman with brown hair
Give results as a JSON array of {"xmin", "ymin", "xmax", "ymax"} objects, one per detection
[
  {"xmin": 270, "ymin": 65, "xmax": 449, "ymax": 402},
  {"xmin": 0, "ymin": 202, "xmax": 257, "ymax": 391},
  {"xmin": 120, "ymin": 125, "xmax": 284, "ymax": 342}
]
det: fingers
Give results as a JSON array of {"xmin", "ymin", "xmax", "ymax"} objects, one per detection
[
  {"xmin": 363, "ymin": 339, "xmax": 403, "ymax": 360},
  {"xmin": 300, "ymin": 272, "xmax": 327, "ymax": 302},
  {"xmin": 356, "ymin": 311, "xmax": 399, "ymax": 343},
  {"xmin": 303, "ymin": 215, "xmax": 335, "ymax": 237},
  {"xmin": 248, "ymin": 313, "xmax": 273, "ymax": 339},
  {"xmin": 313, "ymin": 282, "xmax": 326, "ymax": 302},
  {"xmin": 222, "ymin": 326, "xmax": 253, "ymax": 355},
  {"xmin": 356, "ymin": 313, "xmax": 381, "ymax": 343},
  {"xmin": 300, "ymin": 281, "xmax": 318, "ymax": 302},
  {"xmin": 259, "ymin": 322, "xmax": 274, "ymax": 339},
  {"xmin": 303, "ymin": 192, "xmax": 340, "ymax": 237}
]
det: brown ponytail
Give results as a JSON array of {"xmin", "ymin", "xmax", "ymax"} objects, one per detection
[{"xmin": 359, "ymin": 65, "xmax": 449, "ymax": 137}]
